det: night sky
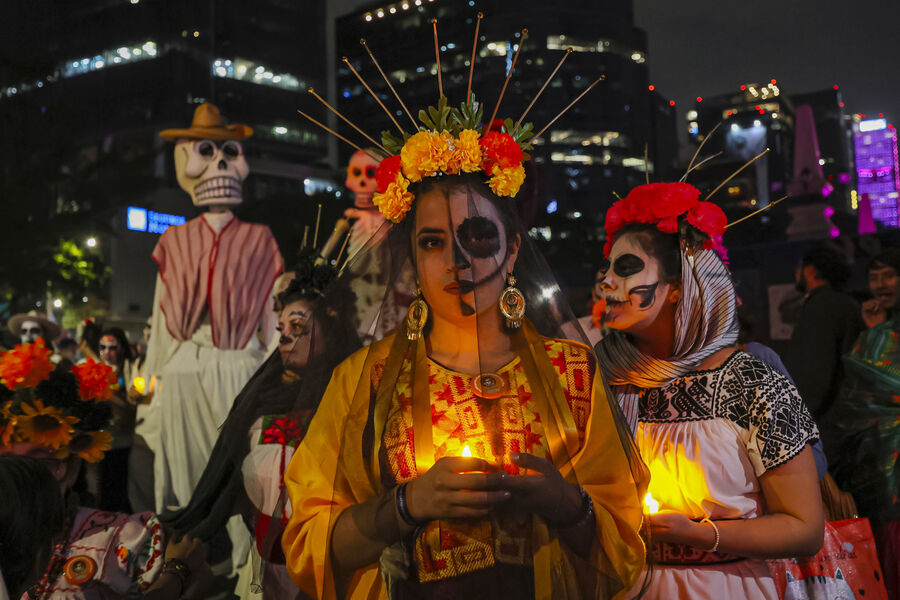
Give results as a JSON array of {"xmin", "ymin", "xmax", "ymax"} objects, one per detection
[{"xmin": 332, "ymin": 0, "xmax": 900, "ymax": 134}]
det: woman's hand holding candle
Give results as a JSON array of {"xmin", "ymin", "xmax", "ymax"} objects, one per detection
[{"xmin": 405, "ymin": 456, "xmax": 510, "ymax": 522}]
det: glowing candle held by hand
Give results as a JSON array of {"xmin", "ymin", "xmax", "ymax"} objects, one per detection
[
  {"xmin": 461, "ymin": 445, "xmax": 472, "ymax": 458},
  {"xmin": 644, "ymin": 492, "xmax": 659, "ymax": 514},
  {"xmin": 133, "ymin": 377, "xmax": 146, "ymax": 395}
]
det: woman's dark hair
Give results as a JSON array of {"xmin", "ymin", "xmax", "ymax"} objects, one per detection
[
  {"xmin": 99, "ymin": 327, "xmax": 135, "ymax": 364},
  {"xmin": 610, "ymin": 223, "xmax": 682, "ymax": 284},
  {"xmin": 866, "ymin": 248, "xmax": 900, "ymax": 276},
  {"xmin": 80, "ymin": 321, "xmax": 102, "ymax": 356},
  {"xmin": 0, "ymin": 455, "xmax": 66, "ymax": 597}
]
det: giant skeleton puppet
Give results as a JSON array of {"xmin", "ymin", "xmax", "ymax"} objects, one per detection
[
  {"xmin": 145, "ymin": 103, "xmax": 283, "ymax": 568},
  {"xmin": 342, "ymin": 149, "xmax": 413, "ymax": 341}
]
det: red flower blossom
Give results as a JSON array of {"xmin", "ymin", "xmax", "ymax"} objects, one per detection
[
  {"xmin": 686, "ymin": 201, "xmax": 727, "ymax": 239},
  {"xmin": 71, "ymin": 358, "xmax": 118, "ymax": 402},
  {"xmin": 375, "ymin": 155, "xmax": 403, "ymax": 194},
  {"xmin": 479, "ymin": 132, "xmax": 522, "ymax": 175},
  {"xmin": 262, "ymin": 415, "xmax": 303, "ymax": 445},
  {"xmin": 0, "ymin": 338, "xmax": 53, "ymax": 390},
  {"xmin": 482, "ymin": 119, "xmax": 506, "ymax": 135}
]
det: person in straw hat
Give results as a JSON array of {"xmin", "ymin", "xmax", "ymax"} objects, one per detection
[
  {"xmin": 8, "ymin": 310, "xmax": 61, "ymax": 348},
  {"xmin": 144, "ymin": 102, "xmax": 283, "ymax": 573}
]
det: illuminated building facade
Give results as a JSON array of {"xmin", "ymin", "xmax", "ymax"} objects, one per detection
[
  {"xmin": 0, "ymin": 1, "xmax": 331, "ymax": 330},
  {"xmin": 334, "ymin": 0, "xmax": 678, "ymax": 278},
  {"xmin": 855, "ymin": 118, "xmax": 900, "ymax": 228}
]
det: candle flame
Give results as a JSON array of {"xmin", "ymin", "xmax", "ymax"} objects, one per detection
[
  {"xmin": 133, "ymin": 377, "xmax": 146, "ymax": 395},
  {"xmin": 461, "ymin": 445, "xmax": 472, "ymax": 458},
  {"xmin": 644, "ymin": 492, "xmax": 659, "ymax": 514}
]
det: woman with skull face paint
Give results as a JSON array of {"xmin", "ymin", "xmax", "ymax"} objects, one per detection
[
  {"xmin": 595, "ymin": 183, "xmax": 824, "ymax": 599},
  {"xmin": 161, "ymin": 250, "xmax": 360, "ymax": 598},
  {"xmin": 282, "ymin": 120, "xmax": 647, "ymax": 598}
]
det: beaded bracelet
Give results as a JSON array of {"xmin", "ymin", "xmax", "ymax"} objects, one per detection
[
  {"xmin": 550, "ymin": 486, "xmax": 594, "ymax": 530},
  {"xmin": 396, "ymin": 483, "xmax": 427, "ymax": 528},
  {"xmin": 700, "ymin": 517, "xmax": 720, "ymax": 553},
  {"xmin": 162, "ymin": 558, "xmax": 191, "ymax": 593}
]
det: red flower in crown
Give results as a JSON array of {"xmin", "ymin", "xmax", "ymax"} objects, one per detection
[
  {"xmin": 71, "ymin": 357, "xmax": 118, "ymax": 402},
  {"xmin": 603, "ymin": 182, "xmax": 726, "ymax": 258},
  {"xmin": 375, "ymin": 155, "xmax": 403, "ymax": 194},
  {"xmin": 479, "ymin": 131, "xmax": 523, "ymax": 175}
]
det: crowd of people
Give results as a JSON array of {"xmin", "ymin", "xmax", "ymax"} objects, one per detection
[{"xmin": 2, "ymin": 19, "xmax": 899, "ymax": 600}]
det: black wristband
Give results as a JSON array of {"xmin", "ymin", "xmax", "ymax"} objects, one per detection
[
  {"xmin": 162, "ymin": 557, "xmax": 191, "ymax": 592},
  {"xmin": 548, "ymin": 486, "xmax": 594, "ymax": 530},
  {"xmin": 396, "ymin": 483, "xmax": 427, "ymax": 528}
]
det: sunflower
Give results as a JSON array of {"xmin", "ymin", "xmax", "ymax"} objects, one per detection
[
  {"xmin": 74, "ymin": 430, "xmax": 113, "ymax": 463},
  {"xmin": 16, "ymin": 400, "xmax": 79, "ymax": 450}
]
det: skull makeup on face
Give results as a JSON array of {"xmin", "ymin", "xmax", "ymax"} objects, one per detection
[
  {"xmin": 599, "ymin": 233, "xmax": 674, "ymax": 332},
  {"xmin": 174, "ymin": 139, "xmax": 249, "ymax": 207},
  {"xmin": 20, "ymin": 320, "xmax": 43, "ymax": 344},
  {"xmin": 345, "ymin": 150, "xmax": 382, "ymax": 209},
  {"xmin": 414, "ymin": 185, "xmax": 517, "ymax": 324}
]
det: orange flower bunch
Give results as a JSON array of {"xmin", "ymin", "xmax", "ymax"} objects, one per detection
[
  {"xmin": 373, "ymin": 128, "xmax": 527, "ymax": 223},
  {"xmin": 0, "ymin": 340, "xmax": 115, "ymax": 462},
  {"xmin": 0, "ymin": 338, "xmax": 53, "ymax": 390},
  {"xmin": 71, "ymin": 357, "xmax": 118, "ymax": 402}
]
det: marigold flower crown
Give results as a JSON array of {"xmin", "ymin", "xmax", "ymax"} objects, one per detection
[
  {"xmin": 298, "ymin": 15, "xmax": 603, "ymax": 224},
  {"xmin": 0, "ymin": 338, "xmax": 119, "ymax": 463}
]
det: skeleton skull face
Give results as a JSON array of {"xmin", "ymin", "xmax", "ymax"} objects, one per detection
[
  {"xmin": 345, "ymin": 150, "xmax": 381, "ymax": 209},
  {"xmin": 20, "ymin": 320, "xmax": 43, "ymax": 344},
  {"xmin": 174, "ymin": 139, "xmax": 249, "ymax": 207},
  {"xmin": 599, "ymin": 233, "xmax": 675, "ymax": 333}
]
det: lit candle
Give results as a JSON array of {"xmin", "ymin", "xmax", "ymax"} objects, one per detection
[
  {"xmin": 644, "ymin": 492, "xmax": 659, "ymax": 514},
  {"xmin": 461, "ymin": 445, "xmax": 472, "ymax": 457},
  {"xmin": 133, "ymin": 377, "xmax": 146, "ymax": 395}
]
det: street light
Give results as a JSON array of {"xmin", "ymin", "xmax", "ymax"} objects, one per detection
[
  {"xmin": 86, "ymin": 237, "xmax": 97, "ymax": 248},
  {"xmin": 53, "ymin": 298, "xmax": 63, "ymax": 308}
]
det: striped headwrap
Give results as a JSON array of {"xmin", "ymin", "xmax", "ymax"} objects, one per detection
[{"xmin": 596, "ymin": 248, "xmax": 738, "ymax": 428}]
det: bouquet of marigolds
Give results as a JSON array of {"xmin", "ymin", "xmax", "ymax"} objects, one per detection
[{"xmin": 0, "ymin": 338, "xmax": 118, "ymax": 462}]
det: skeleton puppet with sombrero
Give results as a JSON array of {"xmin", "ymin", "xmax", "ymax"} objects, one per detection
[
  {"xmin": 144, "ymin": 103, "xmax": 283, "ymax": 571},
  {"xmin": 8, "ymin": 310, "xmax": 61, "ymax": 346}
]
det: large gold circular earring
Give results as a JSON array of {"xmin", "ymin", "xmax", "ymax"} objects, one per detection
[
  {"xmin": 499, "ymin": 274, "xmax": 525, "ymax": 329},
  {"xmin": 406, "ymin": 287, "xmax": 429, "ymax": 340}
]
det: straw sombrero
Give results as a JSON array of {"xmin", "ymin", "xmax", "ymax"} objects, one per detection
[
  {"xmin": 159, "ymin": 102, "xmax": 253, "ymax": 142},
  {"xmin": 8, "ymin": 310, "xmax": 62, "ymax": 341}
]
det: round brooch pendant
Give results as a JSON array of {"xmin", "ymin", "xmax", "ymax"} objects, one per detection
[
  {"xmin": 472, "ymin": 372, "xmax": 507, "ymax": 399},
  {"xmin": 63, "ymin": 555, "xmax": 96, "ymax": 585}
]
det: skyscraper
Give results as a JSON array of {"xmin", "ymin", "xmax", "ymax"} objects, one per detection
[{"xmin": 855, "ymin": 118, "xmax": 900, "ymax": 228}]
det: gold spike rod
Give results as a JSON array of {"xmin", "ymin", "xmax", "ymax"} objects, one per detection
[
  {"xmin": 297, "ymin": 109, "xmax": 361, "ymax": 151},
  {"xmin": 335, "ymin": 231, "xmax": 352, "ymax": 265},
  {"xmin": 528, "ymin": 75, "xmax": 604, "ymax": 145},
  {"xmin": 488, "ymin": 28, "xmax": 528, "ymax": 128},
  {"xmin": 313, "ymin": 204, "xmax": 323, "ymax": 249},
  {"xmin": 301, "ymin": 225, "xmax": 309, "ymax": 250},
  {"xmin": 360, "ymin": 38, "xmax": 418, "ymax": 130},
  {"xmin": 705, "ymin": 148, "xmax": 770, "ymax": 201},
  {"xmin": 726, "ymin": 195, "xmax": 789, "ymax": 229},
  {"xmin": 680, "ymin": 151, "xmax": 724, "ymax": 182},
  {"xmin": 684, "ymin": 122, "xmax": 721, "ymax": 176},
  {"xmin": 643, "ymin": 143, "xmax": 650, "ymax": 185},
  {"xmin": 342, "ymin": 57, "xmax": 405, "ymax": 135},
  {"xmin": 432, "ymin": 19, "xmax": 443, "ymax": 98},
  {"xmin": 515, "ymin": 47, "xmax": 572, "ymax": 128},
  {"xmin": 307, "ymin": 88, "xmax": 388, "ymax": 153},
  {"xmin": 467, "ymin": 12, "xmax": 484, "ymax": 105}
]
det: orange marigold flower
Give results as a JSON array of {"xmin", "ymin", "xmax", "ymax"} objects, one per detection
[
  {"xmin": 401, "ymin": 131, "xmax": 445, "ymax": 182},
  {"xmin": 72, "ymin": 357, "xmax": 118, "ymax": 402},
  {"xmin": 439, "ymin": 131, "xmax": 462, "ymax": 174},
  {"xmin": 488, "ymin": 164, "xmax": 526, "ymax": 197},
  {"xmin": 16, "ymin": 400, "xmax": 78, "ymax": 450},
  {"xmin": 373, "ymin": 174, "xmax": 415, "ymax": 223},
  {"xmin": 455, "ymin": 129, "xmax": 483, "ymax": 173},
  {"xmin": 0, "ymin": 338, "xmax": 54, "ymax": 390}
]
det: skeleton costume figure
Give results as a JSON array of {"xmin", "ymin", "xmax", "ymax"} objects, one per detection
[
  {"xmin": 283, "ymin": 24, "xmax": 648, "ymax": 599},
  {"xmin": 595, "ymin": 183, "xmax": 823, "ymax": 599},
  {"xmin": 8, "ymin": 311, "xmax": 61, "ymax": 348},
  {"xmin": 145, "ymin": 103, "xmax": 283, "ymax": 568}
]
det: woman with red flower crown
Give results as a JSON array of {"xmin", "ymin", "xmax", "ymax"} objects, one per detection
[
  {"xmin": 594, "ymin": 182, "xmax": 824, "ymax": 598},
  {"xmin": 0, "ymin": 340, "xmax": 212, "ymax": 599}
]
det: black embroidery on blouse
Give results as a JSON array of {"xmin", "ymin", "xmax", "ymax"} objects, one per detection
[{"xmin": 639, "ymin": 352, "xmax": 819, "ymax": 471}]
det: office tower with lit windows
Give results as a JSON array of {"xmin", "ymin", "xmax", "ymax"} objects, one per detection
[
  {"xmin": 333, "ymin": 0, "xmax": 678, "ymax": 278},
  {"xmin": 0, "ymin": 0, "xmax": 330, "ymax": 329},
  {"xmin": 855, "ymin": 117, "xmax": 900, "ymax": 228}
]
